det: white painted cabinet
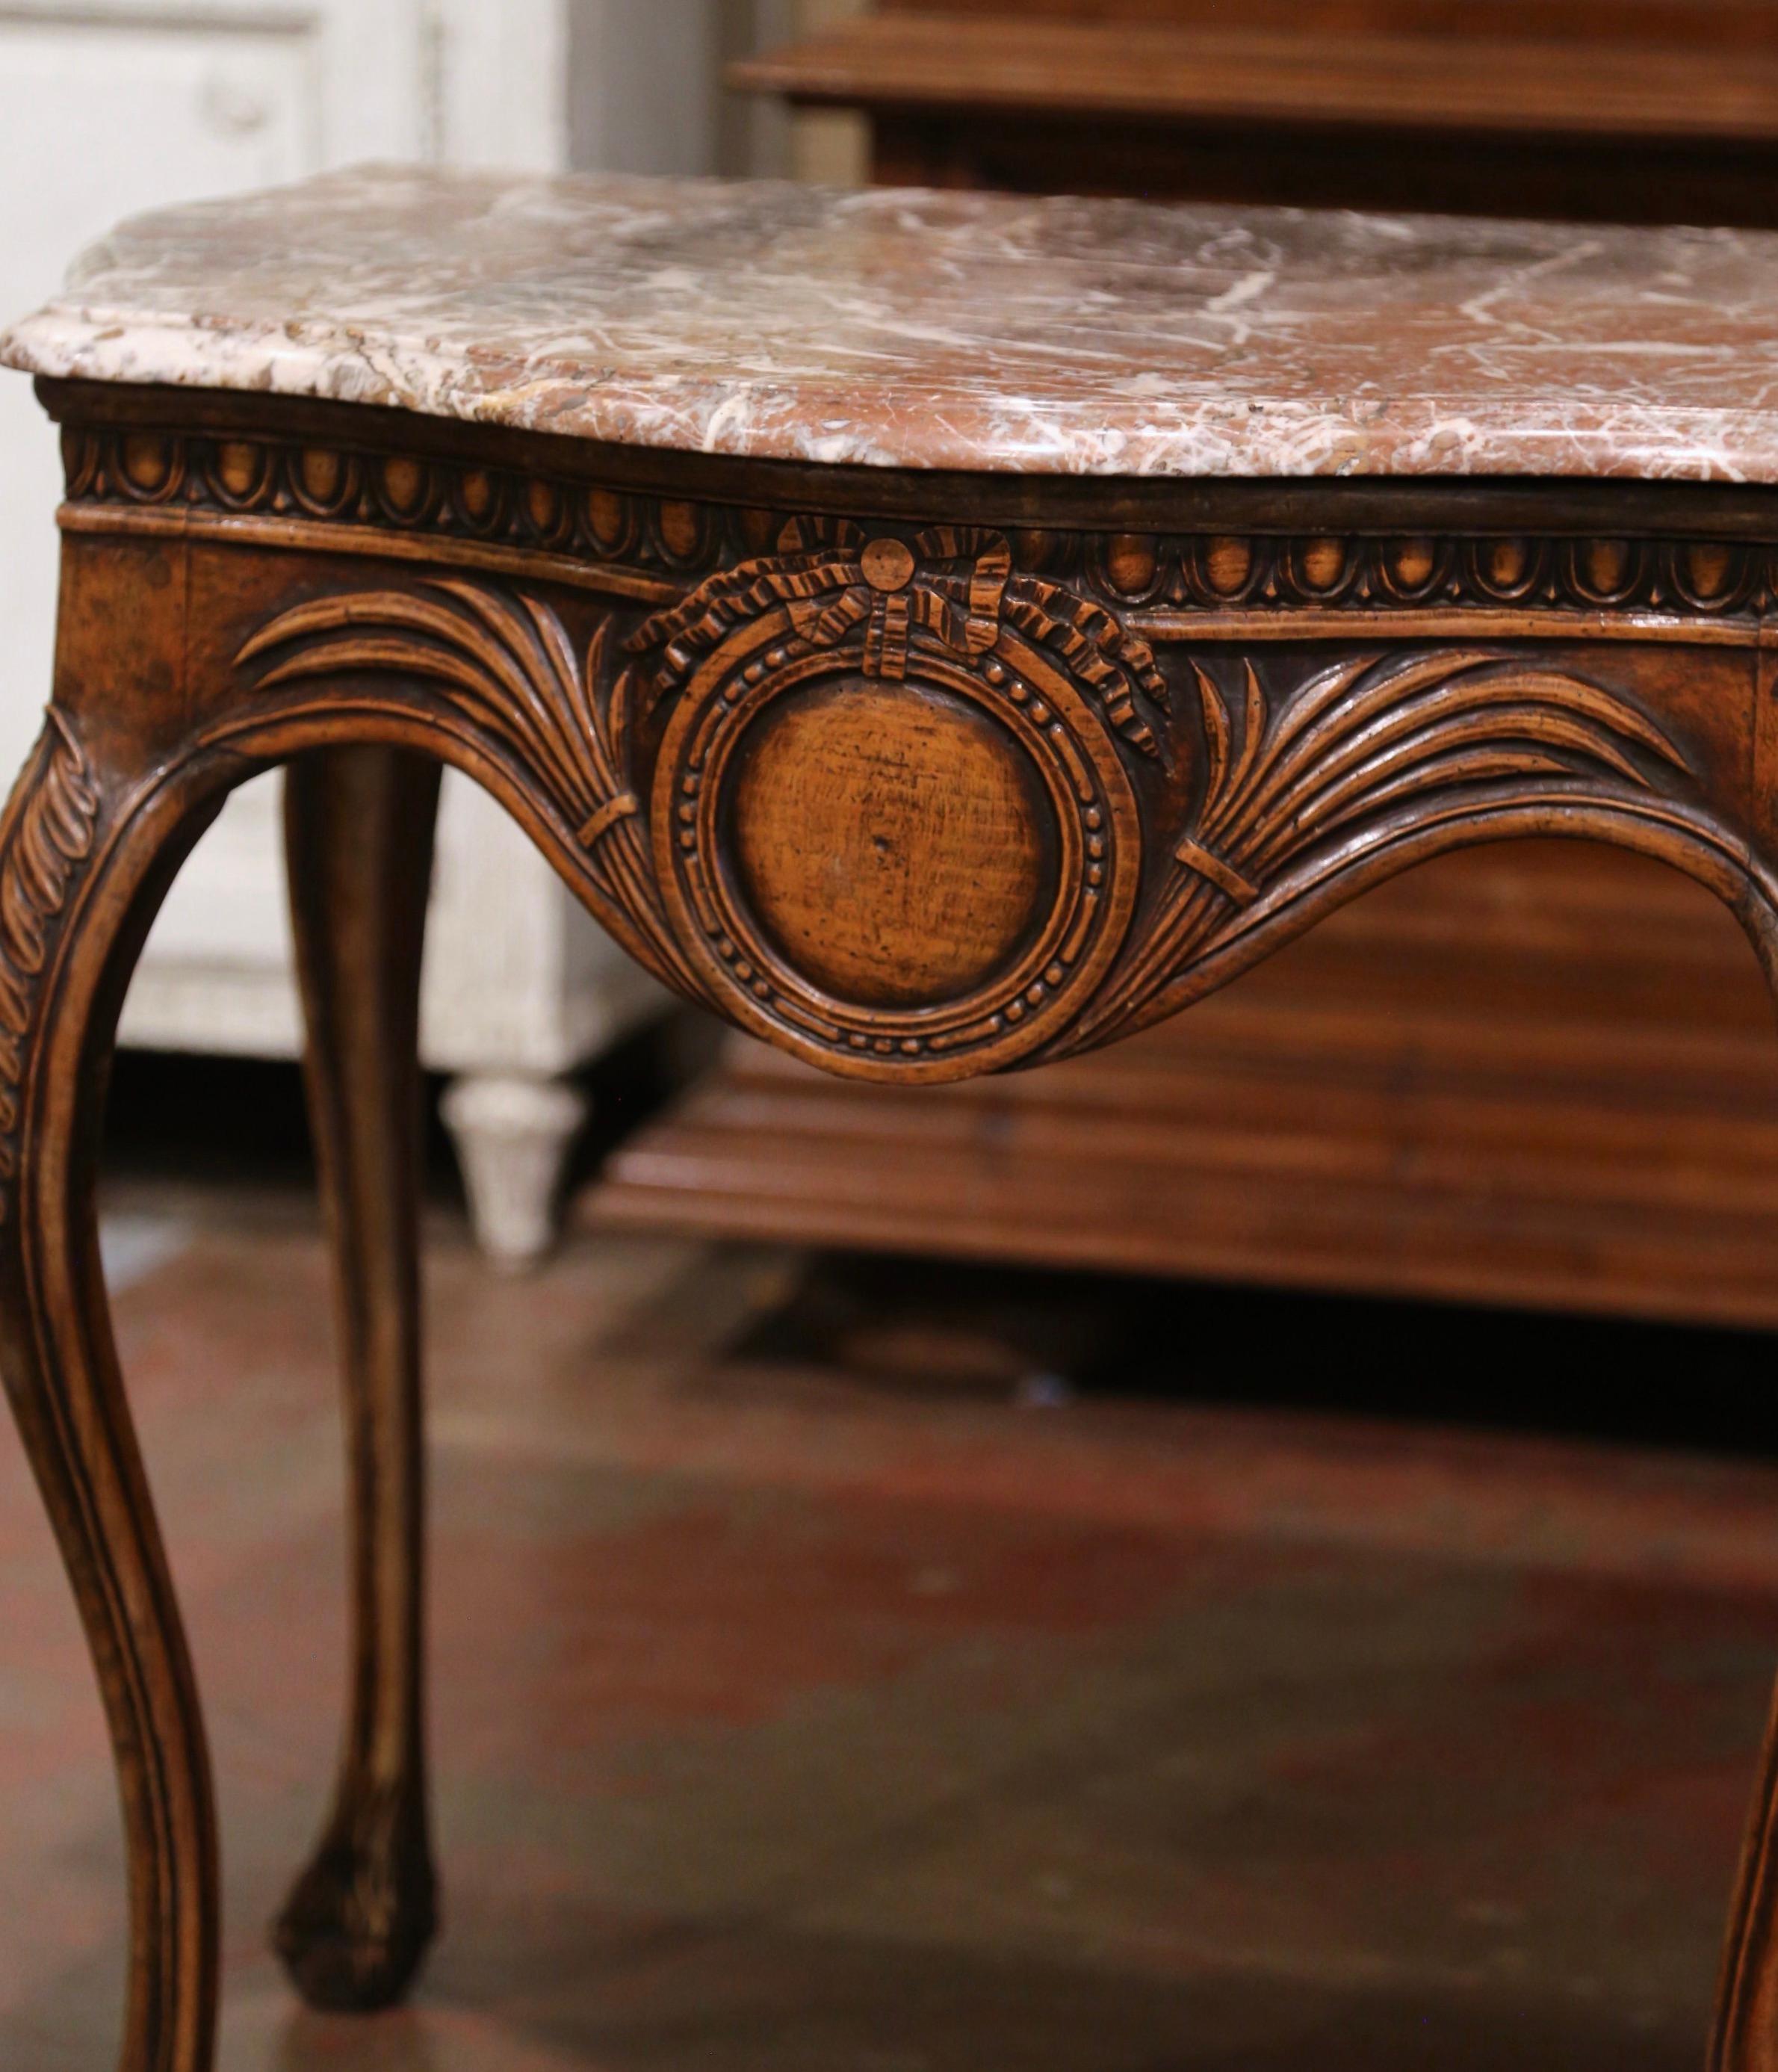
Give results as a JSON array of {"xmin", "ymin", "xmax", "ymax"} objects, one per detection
[{"xmin": 0, "ymin": 0, "xmax": 728, "ymax": 1262}]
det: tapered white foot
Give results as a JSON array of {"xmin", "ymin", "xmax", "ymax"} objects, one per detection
[{"xmin": 439, "ymin": 1071, "xmax": 587, "ymax": 1271}]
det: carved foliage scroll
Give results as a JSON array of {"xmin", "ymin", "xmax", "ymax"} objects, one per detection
[
  {"xmin": 0, "ymin": 710, "xmax": 101, "ymax": 1213},
  {"xmin": 230, "ymin": 526, "xmax": 1705, "ymax": 1086},
  {"xmin": 235, "ymin": 581, "xmax": 702, "ymax": 998},
  {"xmin": 1061, "ymin": 649, "xmax": 1692, "ymax": 1052}
]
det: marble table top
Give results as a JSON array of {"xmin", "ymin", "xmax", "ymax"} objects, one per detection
[{"xmin": 7, "ymin": 164, "xmax": 1778, "ymax": 483}]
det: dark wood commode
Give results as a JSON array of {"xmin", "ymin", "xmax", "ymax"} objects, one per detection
[
  {"xmin": 6, "ymin": 166, "xmax": 1778, "ymax": 2069},
  {"xmin": 737, "ymin": 0, "xmax": 1778, "ymax": 221},
  {"xmin": 673, "ymin": 0, "xmax": 1778, "ymax": 1327}
]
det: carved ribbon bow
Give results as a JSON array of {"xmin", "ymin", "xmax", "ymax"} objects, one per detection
[
  {"xmin": 784, "ymin": 528, "xmax": 1011, "ymax": 682},
  {"xmin": 631, "ymin": 519, "xmax": 1168, "ymax": 758}
]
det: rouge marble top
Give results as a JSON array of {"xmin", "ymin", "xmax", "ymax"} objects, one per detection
[{"xmin": 7, "ymin": 164, "xmax": 1778, "ymax": 483}]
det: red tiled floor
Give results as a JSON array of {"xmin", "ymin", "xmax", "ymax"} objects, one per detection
[{"xmin": 2, "ymin": 1202, "xmax": 1776, "ymax": 2068}]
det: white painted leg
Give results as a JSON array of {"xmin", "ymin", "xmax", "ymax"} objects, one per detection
[{"xmin": 439, "ymin": 1071, "xmax": 587, "ymax": 1272}]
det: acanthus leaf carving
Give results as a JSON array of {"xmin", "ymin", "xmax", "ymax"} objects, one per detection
[
  {"xmin": 0, "ymin": 708, "xmax": 101, "ymax": 1210},
  {"xmin": 234, "ymin": 580, "xmax": 703, "ymax": 1000},
  {"xmin": 1059, "ymin": 648, "xmax": 1694, "ymax": 1054}
]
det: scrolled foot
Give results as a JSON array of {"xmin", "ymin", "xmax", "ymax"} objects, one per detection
[{"xmin": 273, "ymin": 1787, "xmax": 438, "ymax": 2012}]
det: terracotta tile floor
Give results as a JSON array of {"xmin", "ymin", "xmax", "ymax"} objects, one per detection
[{"xmin": 4, "ymin": 1194, "xmax": 1778, "ymax": 2069}]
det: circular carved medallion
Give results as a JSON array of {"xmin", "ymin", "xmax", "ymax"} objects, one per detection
[{"xmin": 645, "ymin": 531, "xmax": 1150, "ymax": 1082}]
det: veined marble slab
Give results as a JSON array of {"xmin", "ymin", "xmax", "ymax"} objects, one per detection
[{"xmin": 6, "ymin": 164, "xmax": 1778, "ymax": 481}]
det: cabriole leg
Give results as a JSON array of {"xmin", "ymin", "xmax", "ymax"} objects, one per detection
[
  {"xmin": 0, "ymin": 711, "xmax": 226, "ymax": 2072},
  {"xmin": 1715, "ymin": 1675, "xmax": 1778, "ymax": 2071},
  {"xmin": 1710, "ymin": 899, "xmax": 1778, "ymax": 2072},
  {"xmin": 274, "ymin": 746, "xmax": 442, "ymax": 2011}
]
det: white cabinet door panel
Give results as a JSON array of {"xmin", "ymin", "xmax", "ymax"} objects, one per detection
[
  {"xmin": 0, "ymin": 3, "xmax": 701, "ymax": 1108},
  {"xmin": 0, "ymin": 12, "xmax": 318, "ymax": 776},
  {"xmin": 0, "ymin": 2, "xmax": 428, "ymax": 1047}
]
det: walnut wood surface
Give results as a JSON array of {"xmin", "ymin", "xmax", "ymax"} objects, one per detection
[
  {"xmin": 7, "ymin": 377, "xmax": 1778, "ymax": 2068},
  {"xmin": 878, "ymin": 0, "xmax": 1778, "ymax": 39},
  {"xmin": 278, "ymin": 746, "xmax": 440, "ymax": 2010},
  {"xmin": 734, "ymin": 13, "xmax": 1778, "ymax": 143},
  {"xmin": 737, "ymin": 4, "xmax": 1778, "ymax": 227}
]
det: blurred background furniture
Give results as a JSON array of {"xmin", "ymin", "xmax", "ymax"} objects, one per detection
[
  {"xmin": 734, "ymin": 0, "xmax": 1778, "ymax": 222},
  {"xmin": 584, "ymin": 0, "xmax": 1778, "ymax": 1330},
  {"xmin": 0, "ymin": 0, "xmax": 784, "ymax": 1267}
]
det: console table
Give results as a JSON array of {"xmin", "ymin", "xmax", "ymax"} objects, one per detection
[{"xmin": 4, "ymin": 165, "xmax": 1778, "ymax": 2070}]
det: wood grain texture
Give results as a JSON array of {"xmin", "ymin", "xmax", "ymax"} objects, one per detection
[
  {"xmin": 213, "ymin": 504, "xmax": 1755, "ymax": 1083},
  {"xmin": 277, "ymin": 746, "xmax": 441, "ymax": 2013},
  {"xmin": 1720, "ymin": 1677, "xmax": 1778, "ymax": 2071},
  {"xmin": 0, "ymin": 559, "xmax": 236, "ymax": 2072},
  {"xmin": 738, "ymin": 3, "xmax": 1778, "ymax": 229},
  {"xmin": 876, "ymin": 0, "xmax": 1778, "ymax": 41},
  {"xmin": 734, "ymin": 13, "xmax": 1778, "ymax": 143},
  {"xmin": 9, "ymin": 380, "xmax": 1778, "ymax": 2068}
]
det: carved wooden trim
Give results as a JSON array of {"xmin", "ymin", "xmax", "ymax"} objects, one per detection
[
  {"xmin": 633, "ymin": 525, "xmax": 1150, "ymax": 1076},
  {"xmin": 0, "ymin": 709, "xmax": 99, "ymax": 1214},
  {"xmin": 222, "ymin": 525, "xmax": 1711, "ymax": 1084},
  {"xmin": 1082, "ymin": 528, "xmax": 1765, "ymax": 617},
  {"xmin": 1055, "ymin": 647, "xmax": 1694, "ymax": 1054},
  {"xmin": 56, "ymin": 424, "xmax": 1778, "ymax": 639},
  {"xmin": 60, "ymin": 424, "xmax": 745, "ymax": 602},
  {"xmin": 234, "ymin": 581, "xmax": 704, "ymax": 1002}
]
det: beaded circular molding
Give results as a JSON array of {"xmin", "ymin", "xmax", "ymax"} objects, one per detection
[{"xmin": 638, "ymin": 524, "xmax": 1156, "ymax": 1080}]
